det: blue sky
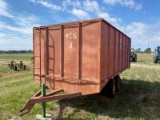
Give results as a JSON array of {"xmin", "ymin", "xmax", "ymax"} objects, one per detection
[{"xmin": 0, "ymin": 0, "xmax": 160, "ymax": 51}]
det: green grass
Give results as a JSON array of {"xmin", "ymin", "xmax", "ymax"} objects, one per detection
[
  {"xmin": 136, "ymin": 53, "xmax": 155, "ymax": 64},
  {"xmin": 0, "ymin": 53, "xmax": 32, "ymax": 61},
  {"xmin": 0, "ymin": 53, "xmax": 160, "ymax": 120}
]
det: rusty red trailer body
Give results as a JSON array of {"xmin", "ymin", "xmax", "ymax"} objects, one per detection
[
  {"xmin": 33, "ymin": 18, "xmax": 131, "ymax": 95},
  {"xmin": 20, "ymin": 18, "xmax": 131, "ymax": 116}
]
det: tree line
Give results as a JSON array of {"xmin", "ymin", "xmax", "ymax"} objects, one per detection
[
  {"xmin": 132, "ymin": 48, "xmax": 153, "ymax": 53},
  {"xmin": 0, "ymin": 50, "xmax": 33, "ymax": 54}
]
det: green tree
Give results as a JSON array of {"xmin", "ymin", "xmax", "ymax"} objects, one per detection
[
  {"xmin": 135, "ymin": 48, "xmax": 141, "ymax": 53},
  {"xmin": 144, "ymin": 48, "xmax": 151, "ymax": 53}
]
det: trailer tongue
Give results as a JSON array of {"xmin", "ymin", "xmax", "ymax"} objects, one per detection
[{"xmin": 20, "ymin": 87, "xmax": 81, "ymax": 116}]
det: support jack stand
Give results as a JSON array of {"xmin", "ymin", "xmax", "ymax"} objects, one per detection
[{"xmin": 36, "ymin": 83, "xmax": 51, "ymax": 120}]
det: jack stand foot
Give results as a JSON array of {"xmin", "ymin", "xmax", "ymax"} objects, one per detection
[{"xmin": 36, "ymin": 113, "xmax": 52, "ymax": 120}]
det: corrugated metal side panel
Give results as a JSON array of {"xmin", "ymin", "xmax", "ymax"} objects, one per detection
[
  {"xmin": 81, "ymin": 22, "xmax": 100, "ymax": 81},
  {"xmin": 41, "ymin": 30, "xmax": 46, "ymax": 76},
  {"xmin": 34, "ymin": 28, "xmax": 47, "ymax": 84},
  {"xmin": 79, "ymin": 22, "xmax": 100, "ymax": 95},
  {"xmin": 100, "ymin": 20, "xmax": 130, "ymax": 90},
  {"xmin": 63, "ymin": 27, "xmax": 79, "ymax": 77},
  {"xmin": 33, "ymin": 28, "xmax": 40, "ymax": 82},
  {"xmin": 122, "ymin": 35, "xmax": 125, "ymax": 70},
  {"xmin": 119, "ymin": 33, "xmax": 123, "ymax": 71},
  {"xmin": 47, "ymin": 22, "xmax": 100, "ymax": 82},
  {"xmin": 47, "ymin": 26, "xmax": 80, "ymax": 93},
  {"xmin": 33, "ymin": 22, "xmax": 101, "ymax": 95},
  {"xmin": 108, "ymin": 26, "xmax": 115, "ymax": 78},
  {"xmin": 124, "ymin": 37, "xmax": 126, "ymax": 69},
  {"xmin": 125, "ymin": 36, "xmax": 128, "ymax": 68},
  {"xmin": 115, "ymin": 30, "xmax": 120, "ymax": 74},
  {"xmin": 48, "ymin": 28, "xmax": 61, "ymax": 76},
  {"xmin": 127, "ymin": 37, "xmax": 131, "ymax": 67},
  {"xmin": 33, "ymin": 19, "xmax": 130, "ymax": 95},
  {"xmin": 100, "ymin": 21, "xmax": 110, "ymax": 88},
  {"xmin": 128, "ymin": 38, "xmax": 131, "ymax": 67}
]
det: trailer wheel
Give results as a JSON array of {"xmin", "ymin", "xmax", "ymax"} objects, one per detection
[
  {"xmin": 134, "ymin": 57, "xmax": 137, "ymax": 62},
  {"xmin": 106, "ymin": 79, "xmax": 116, "ymax": 98},
  {"xmin": 154, "ymin": 57, "xmax": 158, "ymax": 63},
  {"xmin": 114, "ymin": 75, "xmax": 121, "ymax": 92},
  {"xmin": 133, "ymin": 57, "xmax": 137, "ymax": 62}
]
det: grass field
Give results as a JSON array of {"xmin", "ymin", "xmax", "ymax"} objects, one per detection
[{"xmin": 0, "ymin": 53, "xmax": 160, "ymax": 120}]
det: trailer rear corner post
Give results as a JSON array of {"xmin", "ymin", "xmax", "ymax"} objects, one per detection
[{"xmin": 36, "ymin": 83, "xmax": 51, "ymax": 120}]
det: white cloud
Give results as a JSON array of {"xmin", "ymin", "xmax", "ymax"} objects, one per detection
[
  {"xmin": 0, "ymin": 21, "xmax": 35, "ymax": 35},
  {"xmin": 29, "ymin": 0, "xmax": 120, "ymax": 26},
  {"xmin": 0, "ymin": 35, "xmax": 32, "ymax": 50},
  {"xmin": 37, "ymin": 1, "xmax": 62, "ymax": 11},
  {"xmin": 1, "ymin": 0, "xmax": 158, "ymax": 51},
  {"xmin": 124, "ymin": 22, "xmax": 147, "ymax": 36},
  {"xmin": 120, "ymin": 22, "xmax": 160, "ymax": 50},
  {"xmin": 0, "ymin": 0, "xmax": 39, "ymax": 27},
  {"xmin": 82, "ymin": 0, "xmax": 121, "ymax": 26},
  {"xmin": 104, "ymin": 0, "xmax": 119, "ymax": 5},
  {"xmin": 0, "ymin": 0, "xmax": 41, "ymax": 50},
  {"xmin": 83, "ymin": 0, "xmax": 100, "ymax": 13},
  {"xmin": 29, "ymin": 0, "xmax": 35, "ymax": 3},
  {"xmin": 29, "ymin": 0, "xmax": 62, "ymax": 11},
  {"xmin": 12, "ymin": 14, "xmax": 39, "ymax": 27},
  {"xmin": 104, "ymin": 0, "xmax": 142, "ymax": 10},
  {"xmin": 71, "ymin": 8, "xmax": 90, "ymax": 20},
  {"xmin": 98, "ymin": 13, "xmax": 120, "ymax": 26},
  {"xmin": 63, "ymin": 0, "xmax": 81, "ymax": 9},
  {"xmin": 0, "ymin": 0, "xmax": 14, "ymax": 18},
  {"xmin": 0, "ymin": 17, "xmax": 40, "ymax": 50}
]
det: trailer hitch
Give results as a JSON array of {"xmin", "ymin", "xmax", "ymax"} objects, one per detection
[{"xmin": 20, "ymin": 89, "xmax": 81, "ymax": 116}]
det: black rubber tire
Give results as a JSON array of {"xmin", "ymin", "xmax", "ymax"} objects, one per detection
[
  {"xmin": 133, "ymin": 57, "xmax": 137, "ymax": 62},
  {"xmin": 133, "ymin": 58, "xmax": 135, "ymax": 62},
  {"xmin": 154, "ymin": 57, "xmax": 158, "ymax": 63},
  {"xmin": 14, "ymin": 66, "xmax": 17, "ymax": 71},
  {"xmin": 106, "ymin": 79, "xmax": 116, "ymax": 98},
  {"xmin": 134, "ymin": 57, "xmax": 137, "ymax": 62},
  {"xmin": 114, "ymin": 75, "xmax": 121, "ymax": 92}
]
